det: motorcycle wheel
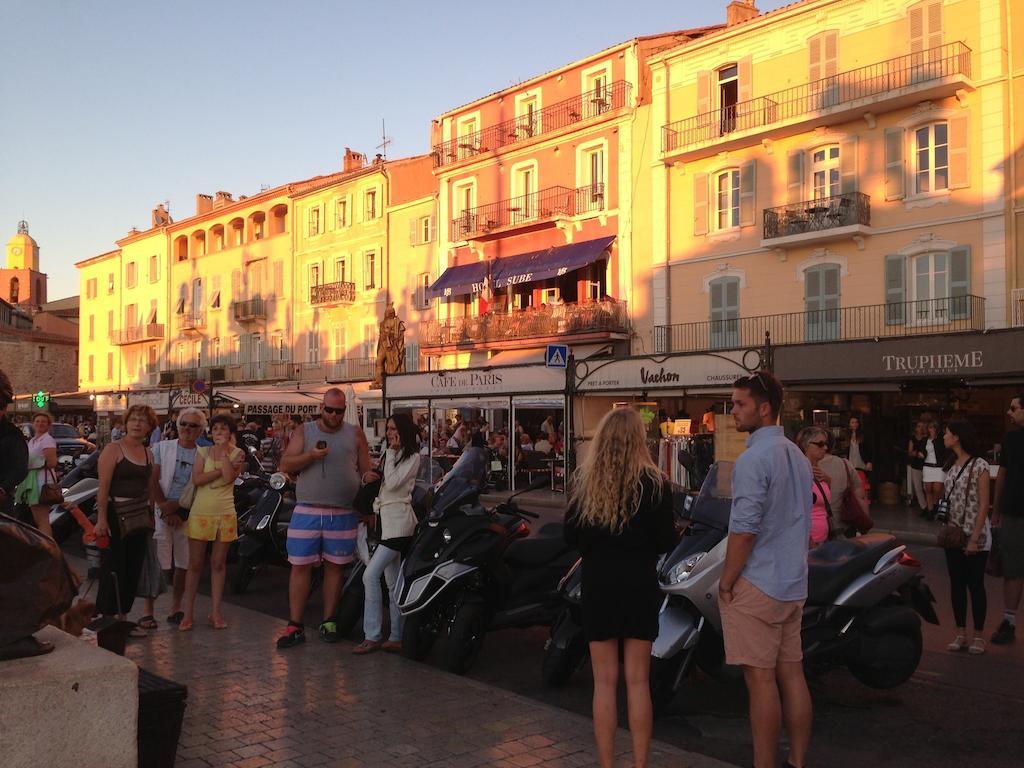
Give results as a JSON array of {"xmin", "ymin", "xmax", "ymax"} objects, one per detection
[
  {"xmin": 541, "ymin": 637, "xmax": 587, "ymax": 687},
  {"xmin": 444, "ymin": 601, "xmax": 487, "ymax": 675},
  {"xmin": 402, "ymin": 610, "xmax": 438, "ymax": 661},
  {"xmin": 847, "ymin": 629, "xmax": 922, "ymax": 689},
  {"xmin": 231, "ymin": 557, "xmax": 256, "ymax": 595},
  {"xmin": 335, "ymin": 581, "xmax": 365, "ymax": 637},
  {"xmin": 650, "ymin": 653, "xmax": 686, "ymax": 717}
]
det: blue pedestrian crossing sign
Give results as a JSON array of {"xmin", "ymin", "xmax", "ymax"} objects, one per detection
[{"xmin": 546, "ymin": 344, "xmax": 568, "ymax": 369}]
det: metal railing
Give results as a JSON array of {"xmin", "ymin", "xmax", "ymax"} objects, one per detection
[
  {"xmin": 233, "ymin": 297, "xmax": 266, "ymax": 321},
  {"xmin": 177, "ymin": 312, "xmax": 205, "ymax": 331},
  {"xmin": 223, "ymin": 360, "xmax": 289, "ymax": 382},
  {"xmin": 763, "ymin": 192, "xmax": 870, "ymax": 240},
  {"xmin": 422, "ymin": 299, "xmax": 628, "ymax": 347},
  {"xmin": 310, "ymin": 281, "xmax": 356, "ymax": 305},
  {"xmin": 451, "ymin": 183, "xmax": 604, "ymax": 240},
  {"xmin": 109, "ymin": 323, "xmax": 165, "ymax": 345},
  {"xmin": 654, "ymin": 295, "xmax": 985, "ymax": 353},
  {"xmin": 291, "ymin": 357, "xmax": 376, "ymax": 382},
  {"xmin": 663, "ymin": 42, "xmax": 971, "ymax": 153},
  {"xmin": 433, "ymin": 82, "xmax": 631, "ymax": 167},
  {"xmin": 1012, "ymin": 288, "xmax": 1024, "ymax": 328}
]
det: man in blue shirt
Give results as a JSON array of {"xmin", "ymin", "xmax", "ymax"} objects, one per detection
[{"xmin": 719, "ymin": 371, "xmax": 812, "ymax": 768}]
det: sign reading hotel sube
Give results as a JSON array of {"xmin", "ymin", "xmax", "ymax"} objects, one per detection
[
  {"xmin": 386, "ymin": 364, "xmax": 565, "ymax": 399},
  {"xmin": 774, "ymin": 330, "xmax": 1024, "ymax": 382},
  {"xmin": 576, "ymin": 351, "xmax": 756, "ymax": 392}
]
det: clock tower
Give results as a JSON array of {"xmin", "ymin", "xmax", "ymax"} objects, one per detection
[{"xmin": 2, "ymin": 220, "xmax": 47, "ymax": 308}]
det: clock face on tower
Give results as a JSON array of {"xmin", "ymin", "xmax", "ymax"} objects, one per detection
[{"xmin": 11, "ymin": 246, "xmax": 22, "ymax": 257}]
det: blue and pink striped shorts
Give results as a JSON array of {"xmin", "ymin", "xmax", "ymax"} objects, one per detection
[{"xmin": 285, "ymin": 503, "xmax": 358, "ymax": 566}]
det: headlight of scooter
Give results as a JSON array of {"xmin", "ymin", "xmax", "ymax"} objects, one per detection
[
  {"xmin": 663, "ymin": 552, "xmax": 707, "ymax": 586},
  {"xmin": 269, "ymin": 473, "xmax": 287, "ymax": 490}
]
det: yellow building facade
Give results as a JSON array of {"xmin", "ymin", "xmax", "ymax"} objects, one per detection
[{"xmin": 646, "ymin": 0, "xmax": 1016, "ymax": 354}]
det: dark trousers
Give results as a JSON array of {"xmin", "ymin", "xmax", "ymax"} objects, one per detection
[
  {"xmin": 944, "ymin": 547, "xmax": 989, "ymax": 631},
  {"xmin": 96, "ymin": 511, "xmax": 150, "ymax": 616}
]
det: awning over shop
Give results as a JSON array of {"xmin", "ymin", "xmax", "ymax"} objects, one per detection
[
  {"xmin": 216, "ymin": 388, "xmax": 323, "ymax": 417},
  {"xmin": 428, "ymin": 235, "xmax": 616, "ymax": 299}
]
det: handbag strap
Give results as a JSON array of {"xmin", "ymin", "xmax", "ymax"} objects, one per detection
[
  {"xmin": 942, "ymin": 457, "xmax": 976, "ymax": 503},
  {"xmin": 814, "ymin": 478, "xmax": 833, "ymax": 519}
]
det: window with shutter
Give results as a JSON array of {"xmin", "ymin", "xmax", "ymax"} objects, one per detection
[
  {"xmin": 739, "ymin": 161, "xmax": 756, "ymax": 227},
  {"xmin": 804, "ymin": 265, "xmax": 841, "ymax": 341},
  {"xmin": 709, "ymin": 277, "xmax": 740, "ymax": 349},
  {"xmin": 885, "ymin": 254, "xmax": 907, "ymax": 325},
  {"xmin": 911, "ymin": 252, "xmax": 949, "ymax": 323},
  {"xmin": 714, "ymin": 169, "xmax": 740, "ymax": 230},
  {"xmin": 694, "ymin": 173, "xmax": 709, "ymax": 236},
  {"xmin": 811, "ymin": 146, "xmax": 841, "ymax": 199},
  {"xmin": 884, "ymin": 128, "xmax": 905, "ymax": 200},
  {"xmin": 914, "ymin": 123, "xmax": 949, "ymax": 194},
  {"xmin": 949, "ymin": 246, "xmax": 971, "ymax": 320}
]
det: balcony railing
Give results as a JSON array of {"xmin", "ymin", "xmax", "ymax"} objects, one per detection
[
  {"xmin": 223, "ymin": 360, "xmax": 289, "ymax": 382},
  {"xmin": 763, "ymin": 192, "xmax": 870, "ymax": 241},
  {"xmin": 451, "ymin": 183, "xmax": 604, "ymax": 240},
  {"xmin": 109, "ymin": 323, "xmax": 165, "ymax": 345},
  {"xmin": 422, "ymin": 299, "xmax": 629, "ymax": 348},
  {"xmin": 233, "ymin": 297, "xmax": 266, "ymax": 322},
  {"xmin": 291, "ymin": 357, "xmax": 376, "ymax": 382},
  {"xmin": 654, "ymin": 296, "xmax": 985, "ymax": 353},
  {"xmin": 433, "ymin": 82, "xmax": 631, "ymax": 167},
  {"xmin": 310, "ymin": 281, "xmax": 356, "ymax": 306},
  {"xmin": 177, "ymin": 312, "xmax": 205, "ymax": 331},
  {"xmin": 663, "ymin": 42, "xmax": 971, "ymax": 154}
]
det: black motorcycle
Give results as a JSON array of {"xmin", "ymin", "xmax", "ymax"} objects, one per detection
[
  {"xmin": 231, "ymin": 471, "xmax": 296, "ymax": 594},
  {"xmin": 396, "ymin": 476, "xmax": 576, "ymax": 674}
]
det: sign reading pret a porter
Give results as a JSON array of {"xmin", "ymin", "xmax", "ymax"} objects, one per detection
[
  {"xmin": 774, "ymin": 329, "xmax": 1024, "ymax": 382},
  {"xmin": 245, "ymin": 402, "xmax": 321, "ymax": 416},
  {"xmin": 386, "ymin": 364, "xmax": 565, "ymax": 399},
  {"xmin": 576, "ymin": 351, "xmax": 756, "ymax": 392}
]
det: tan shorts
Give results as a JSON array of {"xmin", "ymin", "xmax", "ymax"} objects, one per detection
[{"xmin": 721, "ymin": 577, "xmax": 804, "ymax": 669}]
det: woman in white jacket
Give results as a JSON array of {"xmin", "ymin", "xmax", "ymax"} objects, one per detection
[{"xmin": 353, "ymin": 412, "xmax": 421, "ymax": 654}]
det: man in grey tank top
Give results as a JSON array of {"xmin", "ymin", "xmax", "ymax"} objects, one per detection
[{"xmin": 276, "ymin": 388, "xmax": 376, "ymax": 648}]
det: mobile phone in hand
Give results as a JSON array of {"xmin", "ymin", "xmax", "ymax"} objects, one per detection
[{"xmin": 316, "ymin": 440, "xmax": 327, "ymax": 450}]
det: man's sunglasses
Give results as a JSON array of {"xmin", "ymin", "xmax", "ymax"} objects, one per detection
[
  {"xmin": 736, "ymin": 371, "xmax": 769, "ymax": 392},
  {"xmin": 179, "ymin": 422, "xmax": 202, "ymax": 429},
  {"xmin": 323, "ymin": 406, "xmax": 346, "ymax": 415}
]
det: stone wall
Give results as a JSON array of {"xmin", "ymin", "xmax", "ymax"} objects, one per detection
[{"xmin": 0, "ymin": 332, "xmax": 78, "ymax": 396}]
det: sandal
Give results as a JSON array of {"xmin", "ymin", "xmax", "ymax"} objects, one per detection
[
  {"xmin": 128, "ymin": 625, "xmax": 148, "ymax": 638},
  {"xmin": 137, "ymin": 615, "xmax": 158, "ymax": 630},
  {"xmin": 352, "ymin": 640, "xmax": 382, "ymax": 655},
  {"xmin": 968, "ymin": 637, "xmax": 986, "ymax": 655},
  {"xmin": 166, "ymin": 611, "xmax": 184, "ymax": 625},
  {"xmin": 178, "ymin": 618, "xmax": 194, "ymax": 632},
  {"xmin": 947, "ymin": 634, "xmax": 967, "ymax": 652}
]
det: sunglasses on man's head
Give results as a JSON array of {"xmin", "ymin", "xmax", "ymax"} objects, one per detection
[{"xmin": 323, "ymin": 406, "xmax": 346, "ymax": 415}]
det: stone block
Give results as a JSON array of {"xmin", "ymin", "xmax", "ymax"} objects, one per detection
[{"xmin": 0, "ymin": 625, "xmax": 138, "ymax": 768}]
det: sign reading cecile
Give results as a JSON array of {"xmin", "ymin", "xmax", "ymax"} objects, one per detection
[
  {"xmin": 575, "ymin": 351, "xmax": 759, "ymax": 392},
  {"xmin": 386, "ymin": 364, "xmax": 565, "ymax": 400}
]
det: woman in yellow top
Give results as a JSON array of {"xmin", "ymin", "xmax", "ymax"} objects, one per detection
[{"xmin": 180, "ymin": 414, "xmax": 245, "ymax": 631}]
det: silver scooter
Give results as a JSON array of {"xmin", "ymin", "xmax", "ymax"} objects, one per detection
[{"xmin": 651, "ymin": 461, "xmax": 939, "ymax": 714}]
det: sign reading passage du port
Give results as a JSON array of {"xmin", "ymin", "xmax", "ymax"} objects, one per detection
[{"xmin": 546, "ymin": 344, "xmax": 568, "ymax": 369}]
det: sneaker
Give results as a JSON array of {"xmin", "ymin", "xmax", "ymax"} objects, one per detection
[
  {"xmin": 947, "ymin": 634, "xmax": 967, "ymax": 652},
  {"xmin": 968, "ymin": 637, "xmax": 986, "ymax": 655},
  {"xmin": 991, "ymin": 619, "xmax": 1016, "ymax": 645},
  {"xmin": 276, "ymin": 624, "xmax": 306, "ymax": 649},
  {"xmin": 318, "ymin": 620, "xmax": 340, "ymax": 644}
]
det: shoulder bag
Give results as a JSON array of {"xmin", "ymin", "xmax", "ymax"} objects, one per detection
[
  {"xmin": 39, "ymin": 468, "xmax": 63, "ymax": 506},
  {"xmin": 936, "ymin": 458, "xmax": 976, "ymax": 549},
  {"xmin": 840, "ymin": 460, "xmax": 874, "ymax": 534},
  {"xmin": 114, "ymin": 496, "xmax": 155, "ymax": 537},
  {"xmin": 353, "ymin": 454, "xmax": 385, "ymax": 517}
]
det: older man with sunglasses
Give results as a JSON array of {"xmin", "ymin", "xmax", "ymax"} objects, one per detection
[
  {"xmin": 146, "ymin": 407, "xmax": 207, "ymax": 625},
  {"xmin": 277, "ymin": 387, "xmax": 375, "ymax": 648}
]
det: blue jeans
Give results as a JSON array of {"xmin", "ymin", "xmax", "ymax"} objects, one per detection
[{"xmin": 362, "ymin": 544, "xmax": 402, "ymax": 642}]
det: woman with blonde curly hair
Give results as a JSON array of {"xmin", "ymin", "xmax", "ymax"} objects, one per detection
[{"xmin": 564, "ymin": 406, "xmax": 677, "ymax": 768}]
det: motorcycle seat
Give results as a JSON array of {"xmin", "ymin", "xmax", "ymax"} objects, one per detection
[
  {"xmin": 806, "ymin": 533, "xmax": 897, "ymax": 606},
  {"xmin": 505, "ymin": 535, "xmax": 569, "ymax": 566}
]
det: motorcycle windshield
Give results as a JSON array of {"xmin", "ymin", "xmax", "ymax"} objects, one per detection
[
  {"xmin": 430, "ymin": 475, "xmax": 482, "ymax": 519},
  {"xmin": 681, "ymin": 461, "xmax": 734, "ymax": 530}
]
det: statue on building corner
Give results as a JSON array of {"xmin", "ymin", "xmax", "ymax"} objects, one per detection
[{"xmin": 373, "ymin": 303, "xmax": 406, "ymax": 388}]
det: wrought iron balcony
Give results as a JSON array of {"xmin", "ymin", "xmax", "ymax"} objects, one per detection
[
  {"xmin": 422, "ymin": 299, "xmax": 629, "ymax": 348},
  {"xmin": 653, "ymin": 295, "xmax": 985, "ymax": 354},
  {"xmin": 662, "ymin": 42, "xmax": 972, "ymax": 157},
  {"xmin": 223, "ymin": 360, "xmax": 289, "ymax": 382},
  {"xmin": 177, "ymin": 312, "xmax": 205, "ymax": 332},
  {"xmin": 310, "ymin": 281, "xmax": 356, "ymax": 306},
  {"xmin": 109, "ymin": 323, "xmax": 165, "ymax": 345},
  {"xmin": 451, "ymin": 183, "xmax": 605, "ymax": 241},
  {"xmin": 433, "ymin": 82, "xmax": 631, "ymax": 168},
  {"xmin": 290, "ymin": 357, "xmax": 376, "ymax": 382},
  {"xmin": 233, "ymin": 297, "xmax": 266, "ymax": 322},
  {"xmin": 763, "ymin": 192, "xmax": 870, "ymax": 244}
]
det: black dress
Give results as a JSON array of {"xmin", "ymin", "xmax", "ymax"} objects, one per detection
[{"xmin": 564, "ymin": 476, "xmax": 677, "ymax": 642}]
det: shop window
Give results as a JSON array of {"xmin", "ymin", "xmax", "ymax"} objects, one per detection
[{"xmin": 709, "ymin": 277, "xmax": 740, "ymax": 349}]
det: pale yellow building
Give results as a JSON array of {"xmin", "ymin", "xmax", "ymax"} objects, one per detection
[{"xmin": 646, "ymin": 0, "xmax": 1015, "ymax": 354}]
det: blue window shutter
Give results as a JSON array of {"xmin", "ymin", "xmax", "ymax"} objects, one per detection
[
  {"xmin": 949, "ymin": 245, "xmax": 971, "ymax": 320},
  {"xmin": 885, "ymin": 254, "xmax": 906, "ymax": 326}
]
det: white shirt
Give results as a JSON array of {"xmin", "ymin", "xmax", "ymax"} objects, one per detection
[{"xmin": 28, "ymin": 432, "xmax": 57, "ymax": 491}]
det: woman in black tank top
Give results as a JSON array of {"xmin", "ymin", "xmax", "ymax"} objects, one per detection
[{"xmin": 94, "ymin": 406, "xmax": 157, "ymax": 626}]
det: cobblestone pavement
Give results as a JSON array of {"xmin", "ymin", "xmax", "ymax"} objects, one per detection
[{"xmin": 122, "ymin": 592, "xmax": 738, "ymax": 768}]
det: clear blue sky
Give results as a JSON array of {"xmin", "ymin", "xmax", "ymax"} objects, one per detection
[{"xmin": 0, "ymin": 0, "xmax": 790, "ymax": 300}]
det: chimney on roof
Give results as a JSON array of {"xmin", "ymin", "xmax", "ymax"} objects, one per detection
[
  {"xmin": 195, "ymin": 194, "xmax": 213, "ymax": 215},
  {"xmin": 343, "ymin": 147, "xmax": 366, "ymax": 172},
  {"xmin": 213, "ymin": 191, "xmax": 234, "ymax": 210},
  {"xmin": 726, "ymin": 0, "xmax": 758, "ymax": 26},
  {"xmin": 152, "ymin": 203, "xmax": 172, "ymax": 228}
]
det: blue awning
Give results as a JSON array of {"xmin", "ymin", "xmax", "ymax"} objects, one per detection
[{"xmin": 429, "ymin": 235, "xmax": 615, "ymax": 299}]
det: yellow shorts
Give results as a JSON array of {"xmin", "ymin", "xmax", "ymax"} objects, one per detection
[{"xmin": 187, "ymin": 512, "xmax": 238, "ymax": 543}]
